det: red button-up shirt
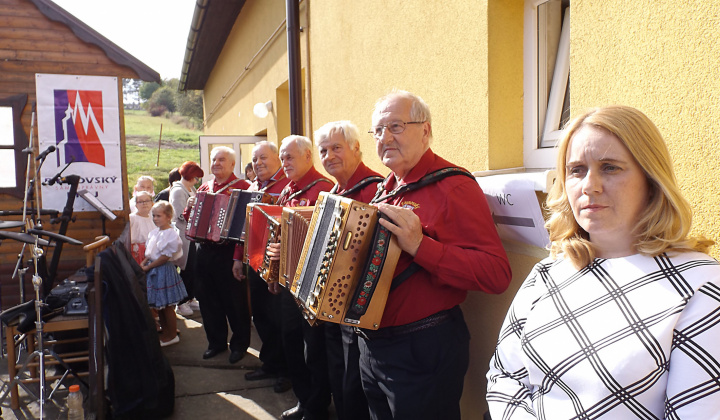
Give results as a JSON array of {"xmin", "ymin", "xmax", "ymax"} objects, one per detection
[
  {"xmin": 376, "ymin": 149, "xmax": 511, "ymax": 327},
  {"xmin": 277, "ymin": 167, "xmax": 333, "ymax": 207},
  {"xmin": 234, "ymin": 169, "xmax": 291, "ymax": 260},
  {"xmin": 333, "ymin": 162, "xmax": 383, "ymax": 203},
  {"xmin": 248, "ymin": 168, "xmax": 291, "ymax": 198}
]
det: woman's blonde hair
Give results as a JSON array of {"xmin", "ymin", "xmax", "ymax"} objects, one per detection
[{"xmin": 546, "ymin": 105, "xmax": 712, "ymax": 267}]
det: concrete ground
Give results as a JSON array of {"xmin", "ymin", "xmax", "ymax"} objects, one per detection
[{"xmin": 0, "ymin": 310, "xmax": 332, "ymax": 420}]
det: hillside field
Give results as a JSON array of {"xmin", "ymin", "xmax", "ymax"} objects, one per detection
[{"xmin": 124, "ymin": 109, "xmax": 201, "ymax": 195}]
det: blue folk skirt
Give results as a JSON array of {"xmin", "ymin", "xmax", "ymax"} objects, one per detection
[{"xmin": 146, "ymin": 261, "xmax": 188, "ymax": 309}]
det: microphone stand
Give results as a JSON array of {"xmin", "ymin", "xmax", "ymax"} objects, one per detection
[
  {"xmin": 13, "ymin": 105, "xmax": 37, "ymax": 303},
  {"xmin": 45, "ymin": 162, "xmax": 79, "ymax": 296}
]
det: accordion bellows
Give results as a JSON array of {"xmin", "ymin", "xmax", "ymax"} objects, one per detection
[
  {"xmin": 280, "ymin": 207, "xmax": 314, "ymax": 289},
  {"xmin": 291, "ymin": 192, "xmax": 400, "ymax": 329},
  {"xmin": 244, "ymin": 204, "xmax": 283, "ymax": 283}
]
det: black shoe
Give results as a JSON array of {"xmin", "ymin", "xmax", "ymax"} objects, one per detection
[
  {"xmin": 273, "ymin": 376, "xmax": 292, "ymax": 393},
  {"xmin": 244, "ymin": 367, "xmax": 276, "ymax": 381},
  {"xmin": 281, "ymin": 402, "xmax": 304, "ymax": 420},
  {"xmin": 229, "ymin": 350, "xmax": 245, "ymax": 364},
  {"xmin": 202, "ymin": 347, "xmax": 227, "ymax": 359}
]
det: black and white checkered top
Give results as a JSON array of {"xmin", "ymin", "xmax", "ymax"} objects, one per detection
[{"xmin": 486, "ymin": 252, "xmax": 720, "ymax": 419}]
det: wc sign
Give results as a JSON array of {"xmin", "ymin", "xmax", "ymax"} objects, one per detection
[{"xmin": 36, "ymin": 74, "xmax": 123, "ymax": 212}]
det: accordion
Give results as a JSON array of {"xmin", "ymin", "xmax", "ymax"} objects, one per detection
[
  {"xmin": 244, "ymin": 204, "xmax": 283, "ymax": 283},
  {"xmin": 279, "ymin": 206, "xmax": 314, "ymax": 289},
  {"xmin": 291, "ymin": 192, "xmax": 401, "ymax": 329},
  {"xmin": 220, "ymin": 190, "xmax": 275, "ymax": 243},
  {"xmin": 186, "ymin": 191, "xmax": 230, "ymax": 242}
]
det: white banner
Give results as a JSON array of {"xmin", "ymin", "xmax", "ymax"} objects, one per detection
[{"xmin": 36, "ymin": 74, "xmax": 123, "ymax": 212}]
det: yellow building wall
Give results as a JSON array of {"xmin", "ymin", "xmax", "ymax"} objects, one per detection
[
  {"xmin": 307, "ymin": 0, "xmax": 524, "ymax": 176},
  {"xmin": 572, "ymin": 0, "xmax": 720, "ymax": 260},
  {"xmin": 200, "ymin": 0, "xmax": 310, "ymax": 171}
]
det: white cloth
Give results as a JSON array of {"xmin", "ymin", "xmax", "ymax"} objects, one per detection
[
  {"xmin": 168, "ymin": 181, "xmax": 195, "ymax": 270},
  {"xmin": 145, "ymin": 227, "xmax": 183, "ymax": 262},
  {"xmin": 128, "ymin": 195, "xmax": 137, "ymax": 214},
  {"xmin": 129, "ymin": 212, "xmax": 155, "ymax": 245},
  {"xmin": 487, "ymin": 251, "xmax": 720, "ymax": 419}
]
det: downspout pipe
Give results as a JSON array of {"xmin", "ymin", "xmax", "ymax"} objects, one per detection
[{"xmin": 286, "ymin": 0, "xmax": 303, "ymax": 135}]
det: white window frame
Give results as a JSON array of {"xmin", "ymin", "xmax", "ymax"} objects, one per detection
[{"xmin": 523, "ymin": 0, "xmax": 570, "ymax": 169}]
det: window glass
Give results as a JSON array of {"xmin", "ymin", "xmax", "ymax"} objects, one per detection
[
  {"xmin": 537, "ymin": 0, "xmax": 570, "ymax": 147},
  {"xmin": 0, "ymin": 150, "xmax": 16, "ymax": 188},
  {"xmin": 0, "ymin": 107, "xmax": 13, "ymax": 146}
]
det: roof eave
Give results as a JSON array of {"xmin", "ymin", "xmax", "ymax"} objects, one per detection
[{"xmin": 30, "ymin": 0, "xmax": 161, "ymax": 83}]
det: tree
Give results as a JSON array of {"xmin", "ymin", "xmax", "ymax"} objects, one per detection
[
  {"xmin": 177, "ymin": 89, "xmax": 204, "ymax": 124},
  {"xmin": 146, "ymin": 86, "xmax": 177, "ymax": 116},
  {"xmin": 139, "ymin": 81, "xmax": 161, "ymax": 101}
]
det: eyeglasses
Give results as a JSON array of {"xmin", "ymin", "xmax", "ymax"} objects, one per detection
[{"xmin": 368, "ymin": 120, "xmax": 424, "ymax": 138}]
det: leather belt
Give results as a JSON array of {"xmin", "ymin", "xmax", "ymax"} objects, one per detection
[{"xmin": 355, "ymin": 306, "xmax": 461, "ymax": 340}]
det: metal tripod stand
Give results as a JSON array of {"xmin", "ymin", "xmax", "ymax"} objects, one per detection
[{"xmin": 0, "ymin": 270, "xmax": 83, "ymax": 415}]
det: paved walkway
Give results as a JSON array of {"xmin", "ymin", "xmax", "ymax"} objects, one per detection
[{"xmin": 0, "ymin": 311, "xmax": 323, "ymax": 419}]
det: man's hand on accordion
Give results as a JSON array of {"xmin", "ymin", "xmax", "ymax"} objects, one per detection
[
  {"xmin": 266, "ymin": 242, "xmax": 282, "ymax": 261},
  {"xmin": 376, "ymin": 203, "xmax": 423, "ymax": 258}
]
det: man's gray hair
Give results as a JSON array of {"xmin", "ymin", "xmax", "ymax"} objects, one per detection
[
  {"xmin": 280, "ymin": 135, "xmax": 313, "ymax": 162},
  {"xmin": 253, "ymin": 140, "xmax": 278, "ymax": 155},
  {"xmin": 373, "ymin": 89, "xmax": 433, "ymax": 141},
  {"xmin": 210, "ymin": 145, "xmax": 236, "ymax": 162},
  {"xmin": 314, "ymin": 121, "xmax": 362, "ymax": 158}
]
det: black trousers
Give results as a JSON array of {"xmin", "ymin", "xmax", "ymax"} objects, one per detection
[
  {"xmin": 325, "ymin": 323, "xmax": 370, "ymax": 420},
  {"xmin": 248, "ymin": 267, "xmax": 286, "ymax": 374},
  {"xmin": 280, "ymin": 289, "xmax": 331, "ymax": 419},
  {"xmin": 195, "ymin": 242, "xmax": 251, "ymax": 352},
  {"xmin": 358, "ymin": 307, "xmax": 470, "ymax": 420},
  {"xmin": 178, "ymin": 241, "xmax": 197, "ymax": 304}
]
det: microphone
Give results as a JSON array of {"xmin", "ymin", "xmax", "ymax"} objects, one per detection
[
  {"xmin": 36, "ymin": 145, "xmax": 56, "ymax": 161},
  {"xmin": 22, "ymin": 147, "xmax": 34, "ymax": 154}
]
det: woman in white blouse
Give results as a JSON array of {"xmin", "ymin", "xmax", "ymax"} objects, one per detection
[{"xmin": 486, "ymin": 105, "xmax": 720, "ymax": 419}]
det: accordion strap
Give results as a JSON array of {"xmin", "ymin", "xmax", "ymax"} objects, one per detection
[
  {"xmin": 390, "ymin": 262, "xmax": 421, "ymax": 292},
  {"xmin": 331, "ymin": 176, "xmax": 385, "ymax": 197},
  {"xmin": 259, "ymin": 172, "xmax": 287, "ymax": 193},
  {"xmin": 279, "ymin": 178, "xmax": 333, "ymax": 203},
  {"xmin": 368, "ymin": 167, "xmax": 475, "ymax": 291},
  {"xmin": 370, "ymin": 167, "xmax": 475, "ymax": 204},
  {"xmin": 344, "ymin": 215, "xmax": 393, "ymax": 322},
  {"xmin": 215, "ymin": 178, "xmax": 244, "ymax": 195}
]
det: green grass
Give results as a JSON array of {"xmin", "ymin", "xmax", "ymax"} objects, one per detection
[
  {"xmin": 124, "ymin": 109, "xmax": 201, "ymax": 142},
  {"xmin": 125, "ymin": 110, "xmax": 201, "ymax": 195}
]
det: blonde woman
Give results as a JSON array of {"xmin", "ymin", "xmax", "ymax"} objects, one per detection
[{"xmin": 486, "ymin": 105, "xmax": 720, "ymax": 419}]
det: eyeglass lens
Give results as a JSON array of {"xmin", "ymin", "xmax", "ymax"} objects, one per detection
[{"xmin": 371, "ymin": 121, "xmax": 423, "ymax": 137}]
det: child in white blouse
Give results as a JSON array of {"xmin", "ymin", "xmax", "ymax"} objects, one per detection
[
  {"xmin": 129, "ymin": 190, "xmax": 155, "ymax": 265},
  {"xmin": 141, "ymin": 201, "xmax": 188, "ymax": 347}
]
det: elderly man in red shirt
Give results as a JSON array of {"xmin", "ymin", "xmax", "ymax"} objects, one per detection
[
  {"xmin": 233, "ymin": 141, "xmax": 293, "ymax": 393},
  {"xmin": 271, "ymin": 135, "xmax": 334, "ymax": 420},
  {"xmin": 357, "ymin": 91, "xmax": 512, "ymax": 420},
  {"xmin": 315, "ymin": 120, "xmax": 384, "ymax": 420},
  {"xmin": 184, "ymin": 146, "xmax": 251, "ymax": 365}
]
